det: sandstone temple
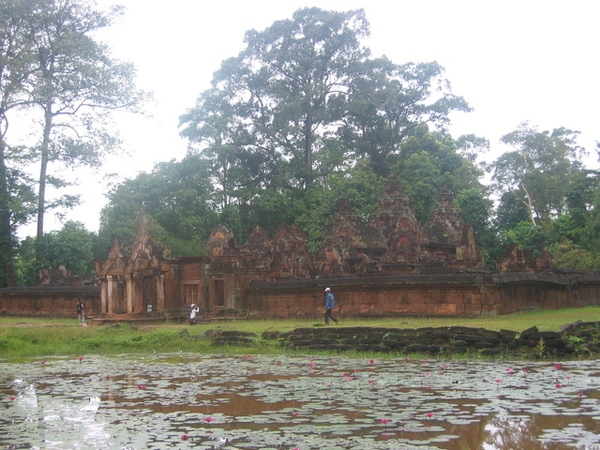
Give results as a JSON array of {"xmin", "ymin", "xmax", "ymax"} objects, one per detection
[{"xmin": 1, "ymin": 178, "xmax": 599, "ymax": 321}]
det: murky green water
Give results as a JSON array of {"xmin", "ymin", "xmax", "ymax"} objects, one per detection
[{"xmin": 1, "ymin": 353, "xmax": 599, "ymax": 449}]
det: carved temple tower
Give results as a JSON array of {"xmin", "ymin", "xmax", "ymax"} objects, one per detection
[{"xmin": 95, "ymin": 212, "xmax": 171, "ymax": 316}]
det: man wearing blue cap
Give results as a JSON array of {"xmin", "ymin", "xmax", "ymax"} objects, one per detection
[{"xmin": 324, "ymin": 287, "xmax": 338, "ymax": 325}]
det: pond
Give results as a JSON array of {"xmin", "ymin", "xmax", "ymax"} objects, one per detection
[{"xmin": 1, "ymin": 353, "xmax": 599, "ymax": 449}]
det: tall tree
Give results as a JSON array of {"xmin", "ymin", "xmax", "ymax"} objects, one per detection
[
  {"xmin": 489, "ymin": 122, "xmax": 586, "ymax": 226},
  {"xmin": 181, "ymin": 8, "xmax": 370, "ymax": 194},
  {"xmin": 180, "ymin": 7, "xmax": 471, "ymax": 236},
  {"xmin": 0, "ymin": 0, "xmax": 147, "ymax": 284},
  {"xmin": 338, "ymin": 58, "xmax": 470, "ymax": 176},
  {"xmin": 28, "ymin": 0, "xmax": 146, "ymax": 262},
  {"xmin": 0, "ymin": 0, "xmax": 41, "ymax": 285}
]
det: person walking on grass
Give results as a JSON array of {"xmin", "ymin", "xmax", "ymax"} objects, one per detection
[{"xmin": 324, "ymin": 287, "xmax": 338, "ymax": 325}]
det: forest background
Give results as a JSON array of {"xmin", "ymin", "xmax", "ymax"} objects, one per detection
[{"xmin": 1, "ymin": 1, "xmax": 599, "ymax": 286}]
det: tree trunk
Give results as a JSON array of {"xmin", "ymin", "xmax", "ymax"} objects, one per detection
[
  {"xmin": 521, "ymin": 182, "xmax": 537, "ymax": 226},
  {"xmin": 36, "ymin": 104, "xmax": 53, "ymax": 263},
  {"xmin": 0, "ymin": 138, "xmax": 14, "ymax": 287},
  {"xmin": 303, "ymin": 112, "xmax": 313, "ymax": 189}
]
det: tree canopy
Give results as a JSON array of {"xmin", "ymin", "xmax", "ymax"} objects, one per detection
[{"xmin": 179, "ymin": 8, "xmax": 469, "ymax": 200}]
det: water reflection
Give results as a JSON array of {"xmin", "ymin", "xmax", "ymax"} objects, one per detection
[{"xmin": 1, "ymin": 355, "xmax": 599, "ymax": 449}]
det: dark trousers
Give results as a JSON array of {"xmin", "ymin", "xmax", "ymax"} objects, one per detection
[{"xmin": 324, "ymin": 308, "xmax": 338, "ymax": 324}]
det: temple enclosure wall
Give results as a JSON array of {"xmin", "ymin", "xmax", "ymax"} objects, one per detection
[
  {"xmin": 0, "ymin": 286, "xmax": 99, "ymax": 318},
  {"xmin": 246, "ymin": 273, "xmax": 600, "ymax": 319},
  {"xmin": 1, "ymin": 272, "xmax": 599, "ymax": 320}
]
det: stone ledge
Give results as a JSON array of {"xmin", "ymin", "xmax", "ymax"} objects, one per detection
[{"xmin": 270, "ymin": 322, "xmax": 600, "ymax": 358}]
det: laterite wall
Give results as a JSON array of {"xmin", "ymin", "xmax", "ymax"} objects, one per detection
[
  {"xmin": 0, "ymin": 286, "xmax": 100, "ymax": 317},
  {"xmin": 246, "ymin": 273, "xmax": 600, "ymax": 318}
]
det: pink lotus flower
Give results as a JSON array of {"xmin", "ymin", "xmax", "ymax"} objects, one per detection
[
  {"xmin": 555, "ymin": 364, "xmax": 562, "ymax": 370},
  {"xmin": 380, "ymin": 418, "xmax": 390, "ymax": 424},
  {"xmin": 137, "ymin": 384, "xmax": 147, "ymax": 390},
  {"xmin": 426, "ymin": 413, "xmax": 434, "ymax": 418},
  {"xmin": 309, "ymin": 363, "xmax": 316, "ymax": 369},
  {"xmin": 41, "ymin": 361, "xmax": 46, "ymax": 364},
  {"xmin": 293, "ymin": 411, "xmax": 299, "ymax": 416},
  {"xmin": 555, "ymin": 384, "xmax": 562, "ymax": 388},
  {"xmin": 578, "ymin": 392, "xmax": 584, "ymax": 396},
  {"xmin": 368, "ymin": 379, "xmax": 376, "ymax": 384},
  {"xmin": 203, "ymin": 417, "xmax": 214, "ymax": 423},
  {"xmin": 369, "ymin": 359, "xmax": 375, "ymax": 364},
  {"xmin": 494, "ymin": 379, "xmax": 502, "ymax": 383},
  {"xmin": 275, "ymin": 361, "xmax": 281, "ymax": 366},
  {"xmin": 181, "ymin": 434, "xmax": 189, "ymax": 440},
  {"xmin": 77, "ymin": 357, "xmax": 84, "ymax": 361},
  {"xmin": 9, "ymin": 397, "xmax": 16, "ymax": 400},
  {"xmin": 438, "ymin": 371, "xmax": 445, "ymax": 375}
]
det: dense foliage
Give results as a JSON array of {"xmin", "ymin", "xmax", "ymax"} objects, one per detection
[{"xmin": 8, "ymin": 7, "xmax": 600, "ymax": 282}]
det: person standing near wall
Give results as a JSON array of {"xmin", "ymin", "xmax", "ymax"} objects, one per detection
[
  {"xmin": 76, "ymin": 298, "xmax": 85, "ymax": 326},
  {"xmin": 324, "ymin": 287, "xmax": 338, "ymax": 325},
  {"xmin": 189, "ymin": 303, "xmax": 200, "ymax": 324}
]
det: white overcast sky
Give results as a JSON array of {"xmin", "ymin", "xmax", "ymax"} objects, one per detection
[{"xmin": 21, "ymin": 0, "xmax": 599, "ymax": 237}]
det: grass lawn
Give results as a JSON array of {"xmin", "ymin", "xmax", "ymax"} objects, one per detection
[
  {"xmin": 0, "ymin": 306, "xmax": 598, "ymax": 358},
  {"xmin": 2, "ymin": 305, "xmax": 598, "ymax": 332}
]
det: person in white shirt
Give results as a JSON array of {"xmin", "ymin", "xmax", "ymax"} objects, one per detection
[{"xmin": 189, "ymin": 304, "xmax": 200, "ymax": 324}]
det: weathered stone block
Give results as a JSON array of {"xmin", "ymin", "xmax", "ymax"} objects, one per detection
[
  {"xmin": 212, "ymin": 337, "xmax": 254, "ymax": 346},
  {"xmin": 520, "ymin": 326, "xmax": 539, "ymax": 339},
  {"xmin": 262, "ymin": 330, "xmax": 282, "ymax": 339},
  {"xmin": 473, "ymin": 341, "xmax": 495, "ymax": 349},
  {"xmin": 359, "ymin": 338, "xmax": 383, "ymax": 345},
  {"xmin": 430, "ymin": 332, "xmax": 451, "ymax": 340},
  {"xmin": 499, "ymin": 329, "xmax": 517, "ymax": 342},
  {"xmin": 221, "ymin": 330, "xmax": 257, "ymax": 338},
  {"xmin": 544, "ymin": 338, "xmax": 567, "ymax": 348},
  {"xmin": 455, "ymin": 334, "xmax": 481, "ymax": 343}
]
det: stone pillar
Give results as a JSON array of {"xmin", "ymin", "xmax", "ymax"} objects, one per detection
[
  {"xmin": 105, "ymin": 275, "xmax": 113, "ymax": 314},
  {"xmin": 100, "ymin": 278, "xmax": 106, "ymax": 314},
  {"xmin": 156, "ymin": 273, "xmax": 165, "ymax": 312},
  {"xmin": 126, "ymin": 274, "xmax": 134, "ymax": 314}
]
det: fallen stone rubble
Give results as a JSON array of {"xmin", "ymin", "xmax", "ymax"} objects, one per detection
[{"xmin": 198, "ymin": 321, "xmax": 600, "ymax": 358}]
